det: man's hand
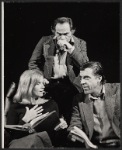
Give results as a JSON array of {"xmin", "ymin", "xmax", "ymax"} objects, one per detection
[
  {"xmin": 57, "ymin": 39, "xmax": 75, "ymax": 54},
  {"xmin": 70, "ymin": 130, "xmax": 84, "ymax": 143},
  {"xmin": 71, "ymin": 134, "xmax": 85, "ymax": 143},
  {"xmin": 70, "ymin": 126, "xmax": 98, "ymax": 149}
]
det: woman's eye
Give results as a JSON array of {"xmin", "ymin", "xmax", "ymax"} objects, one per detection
[{"xmin": 36, "ymin": 82, "xmax": 40, "ymax": 85}]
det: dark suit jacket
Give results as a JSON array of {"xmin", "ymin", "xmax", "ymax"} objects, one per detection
[
  {"xmin": 28, "ymin": 35, "xmax": 89, "ymax": 86},
  {"xmin": 68, "ymin": 83, "xmax": 120, "ymax": 140}
]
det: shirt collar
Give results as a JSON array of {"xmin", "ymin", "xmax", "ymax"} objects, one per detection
[{"xmin": 89, "ymin": 85, "xmax": 105, "ymax": 100}]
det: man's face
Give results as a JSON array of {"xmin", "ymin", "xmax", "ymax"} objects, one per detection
[
  {"xmin": 80, "ymin": 68, "xmax": 101, "ymax": 94},
  {"xmin": 55, "ymin": 22, "xmax": 72, "ymax": 42}
]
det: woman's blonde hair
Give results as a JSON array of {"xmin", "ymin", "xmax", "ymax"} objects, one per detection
[{"xmin": 13, "ymin": 70, "xmax": 44, "ymax": 103}]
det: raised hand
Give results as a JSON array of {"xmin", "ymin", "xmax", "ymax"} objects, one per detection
[
  {"xmin": 22, "ymin": 105, "xmax": 43, "ymax": 123},
  {"xmin": 57, "ymin": 40, "xmax": 74, "ymax": 54}
]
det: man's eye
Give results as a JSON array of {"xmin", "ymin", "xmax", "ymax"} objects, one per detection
[
  {"xmin": 57, "ymin": 33, "xmax": 68, "ymax": 36},
  {"xmin": 57, "ymin": 33, "xmax": 62, "ymax": 36}
]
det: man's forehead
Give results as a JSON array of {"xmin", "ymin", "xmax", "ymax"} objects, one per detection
[
  {"xmin": 55, "ymin": 22, "xmax": 71, "ymax": 32},
  {"xmin": 80, "ymin": 68, "xmax": 94, "ymax": 76}
]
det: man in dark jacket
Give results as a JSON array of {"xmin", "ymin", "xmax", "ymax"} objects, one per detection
[
  {"xmin": 28, "ymin": 17, "xmax": 89, "ymax": 124},
  {"xmin": 68, "ymin": 61, "xmax": 120, "ymax": 148}
]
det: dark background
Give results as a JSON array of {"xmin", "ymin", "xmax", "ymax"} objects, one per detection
[{"xmin": 4, "ymin": 2, "xmax": 120, "ymax": 95}]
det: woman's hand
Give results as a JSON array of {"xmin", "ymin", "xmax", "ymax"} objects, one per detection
[
  {"xmin": 54, "ymin": 117, "xmax": 68, "ymax": 131},
  {"xmin": 22, "ymin": 105, "xmax": 43, "ymax": 123}
]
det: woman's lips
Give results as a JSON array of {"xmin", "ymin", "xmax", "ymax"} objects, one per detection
[{"xmin": 40, "ymin": 90, "xmax": 46, "ymax": 95}]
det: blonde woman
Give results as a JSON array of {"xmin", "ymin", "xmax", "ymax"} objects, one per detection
[{"xmin": 5, "ymin": 70, "xmax": 67, "ymax": 148}]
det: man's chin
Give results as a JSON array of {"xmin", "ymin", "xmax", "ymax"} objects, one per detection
[{"xmin": 84, "ymin": 90, "xmax": 91, "ymax": 94}]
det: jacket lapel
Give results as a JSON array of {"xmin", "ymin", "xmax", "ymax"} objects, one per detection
[
  {"xmin": 81, "ymin": 95, "xmax": 94, "ymax": 139},
  {"xmin": 43, "ymin": 36, "xmax": 55, "ymax": 78},
  {"xmin": 104, "ymin": 83, "xmax": 120, "ymax": 137},
  {"xmin": 43, "ymin": 36, "xmax": 56, "ymax": 56},
  {"xmin": 104, "ymin": 84, "xmax": 115, "ymax": 123},
  {"xmin": 66, "ymin": 36, "xmax": 80, "ymax": 66}
]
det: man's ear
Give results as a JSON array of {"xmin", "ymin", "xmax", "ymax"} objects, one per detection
[
  {"xmin": 97, "ymin": 75, "xmax": 102, "ymax": 82},
  {"xmin": 51, "ymin": 29, "xmax": 55, "ymax": 34},
  {"xmin": 51, "ymin": 26, "xmax": 55, "ymax": 34},
  {"xmin": 71, "ymin": 29, "xmax": 75, "ymax": 34}
]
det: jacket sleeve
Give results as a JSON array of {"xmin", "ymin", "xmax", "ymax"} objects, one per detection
[
  {"xmin": 114, "ymin": 83, "xmax": 120, "ymax": 121},
  {"xmin": 70, "ymin": 40, "xmax": 89, "ymax": 67},
  {"xmin": 67, "ymin": 95, "xmax": 83, "ymax": 132},
  {"xmin": 28, "ymin": 37, "xmax": 46, "ymax": 70}
]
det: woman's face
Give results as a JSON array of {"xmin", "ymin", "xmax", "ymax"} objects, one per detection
[{"xmin": 32, "ymin": 77, "xmax": 45, "ymax": 98}]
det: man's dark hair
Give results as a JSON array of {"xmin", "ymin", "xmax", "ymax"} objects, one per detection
[
  {"xmin": 51, "ymin": 17, "xmax": 75, "ymax": 32},
  {"xmin": 80, "ymin": 61, "xmax": 106, "ymax": 84}
]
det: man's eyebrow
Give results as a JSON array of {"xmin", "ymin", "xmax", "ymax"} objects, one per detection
[
  {"xmin": 84, "ymin": 76, "xmax": 90, "ymax": 78},
  {"xmin": 80, "ymin": 75, "xmax": 90, "ymax": 78},
  {"xmin": 57, "ymin": 32, "xmax": 69, "ymax": 35}
]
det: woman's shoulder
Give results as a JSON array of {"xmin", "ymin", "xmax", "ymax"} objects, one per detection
[
  {"xmin": 39, "ymin": 99, "xmax": 58, "ymax": 113},
  {"xmin": 42, "ymin": 99, "xmax": 57, "ymax": 106},
  {"xmin": 11, "ymin": 101, "xmax": 31, "ymax": 109},
  {"xmin": 8, "ymin": 102, "xmax": 25, "ymax": 114},
  {"xmin": 11, "ymin": 102, "xmax": 20, "ymax": 108}
]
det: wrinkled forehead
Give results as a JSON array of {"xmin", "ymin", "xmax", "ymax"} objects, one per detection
[
  {"xmin": 55, "ymin": 22, "xmax": 71, "ymax": 33},
  {"xmin": 80, "ymin": 68, "xmax": 94, "ymax": 76}
]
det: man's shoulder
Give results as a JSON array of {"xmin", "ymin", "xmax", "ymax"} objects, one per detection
[
  {"xmin": 74, "ymin": 92, "xmax": 85, "ymax": 102},
  {"xmin": 73, "ymin": 35, "xmax": 86, "ymax": 43},
  {"xmin": 72, "ymin": 92, "xmax": 86, "ymax": 107},
  {"xmin": 105, "ymin": 83, "xmax": 120, "ymax": 89},
  {"xmin": 40, "ymin": 35, "xmax": 53, "ymax": 41},
  {"xmin": 105, "ymin": 83, "xmax": 120, "ymax": 95},
  {"xmin": 35, "ymin": 35, "xmax": 54, "ymax": 46}
]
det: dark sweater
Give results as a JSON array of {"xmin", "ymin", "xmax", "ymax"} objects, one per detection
[{"xmin": 7, "ymin": 99, "xmax": 59, "ymax": 125}]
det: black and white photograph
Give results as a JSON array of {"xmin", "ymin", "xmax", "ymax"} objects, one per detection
[{"xmin": 1, "ymin": 0, "xmax": 120, "ymax": 149}]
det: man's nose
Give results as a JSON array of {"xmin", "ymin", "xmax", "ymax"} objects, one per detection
[
  {"xmin": 60, "ymin": 35, "xmax": 66, "ymax": 40},
  {"xmin": 80, "ymin": 79, "xmax": 85, "ymax": 84}
]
